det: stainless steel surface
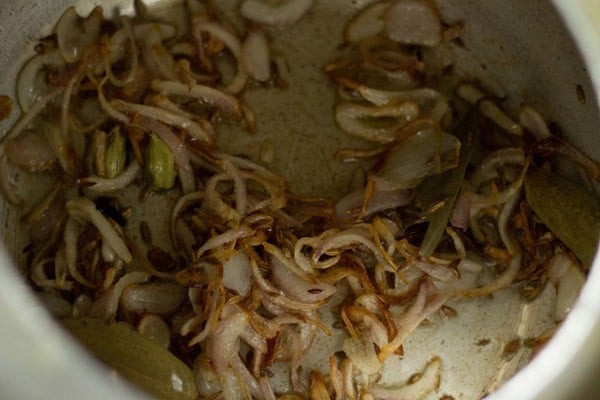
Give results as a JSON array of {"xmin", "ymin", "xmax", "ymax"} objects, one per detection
[{"xmin": 0, "ymin": 0, "xmax": 599, "ymax": 399}]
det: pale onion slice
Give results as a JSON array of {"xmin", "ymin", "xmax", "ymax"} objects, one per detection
[
  {"xmin": 449, "ymin": 189, "xmax": 472, "ymax": 230},
  {"xmin": 210, "ymin": 311, "xmax": 261, "ymax": 398},
  {"xmin": 0, "ymin": 152, "xmax": 23, "ymax": 206},
  {"xmin": 103, "ymin": 16, "xmax": 139, "ymax": 87},
  {"xmin": 356, "ymin": 87, "xmax": 449, "ymax": 121},
  {"xmin": 456, "ymin": 82, "xmax": 485, "ymax": 104},
  {"xmin": 374, "ymin": 128, "xmax": 461, "ymax": 189},
  {"xmin": 55, "ymin": 6, "xmax": 103, "ymax": 63},
  {"xmin": 66, "ymin": 197, "xmax": 132, "ymax": 264},
  {"xmin": 151, "ymin": 80, "xmax": 242, "ymax": 119},
  {"xmin": 192, "ymin": 20, "xmax": 247, "ymax": 94},
  {"xmin": 554, "ymin": 263, "xmax": 585, "ymax": 322},
  {"xmin": 222, "ymin": 252, "xmax": 252, "ymax": 296},
  {"xmin": 271, "ymin": 255, "xmax": 336, "ymax": 303},
  {"xmin": 106, "ymin": 23, "xmax": 176, "ymax": 68},
  {"xmin": 193, "ymin": 355, "xmax": 222, "ymax": 398},
  {"xmin": 335, "ymin": 185, "xmax": 410, "ymax": 222},
  {"xmin": 343, "ymin": 335, "xmax": 382, "ymax": 375},
  {"xmin": 121, "ymin": 282, "xmax": 187, "ymax": 315},
  {"xmin": 195, "ymin": 225, "xmax": 254, "ymax": 257},
  {"xmin": 80, "ymin": 160, "xmax": 141, "ymax": 193},
  {"xmin": 384, "ymin": 0, "xmax": 442, "ymax": 47},
  {"xmin": 64, "ymin": 217, "xmax": 95, "ymax": 288},
  {"xmin": 138, "ymin": 314, "xmax": 171, "ymax": 349},
  {"xmin": 5, "ymin": 130, "xmax": 56, "ymax": 172},
  {"xmin": 17, "ymin": 51, "xmax": 65, "ymax": 112},
  {"xmin": 345, "ymin": 1, "xmax": 389, "ymax": 44},
  {"xmin": 378, "ymin": 282, "xmax": 447, "ymax": 361},
  {"xmin": 335, "ymin": 101, "xmax": 420, "ymax": 143},
  {"xmin": 457, "ymin": 84, "xmax": 523, "ymax": 136},
  {"xmin": 111, "ymin": 100, "xmax": 215, "ymax": 145},
  {"xmin": 242, "ymin": 28, "xmax": 271, "ymax": 82},
  {"xmin": 548, "ymin": 252, "xmax": 572, "ymax": 285},
  {"xmin": 240, "ymin": 0, "xmax": 314, "ymax": 26},
  {"xmin": 520, "ymin": 104, "xmax": 552, "ymax": 140},
  {"xmin": 479, "ymin": 100, "xmax": 523, "ymax": 136},
  {"xmin": 88, "ymin": 271, "xmax": 150, "ymax": 320},
  {"xmin": 470, "ymin": 147, "xmax": 525, "ymax": 189},
  {"xmin": 55, "ymin": 7, "xmax": 82, "ymax": 62},
  {"xmin": 369, "ymin": 357, "xmax": 441, "ymax": 399}
]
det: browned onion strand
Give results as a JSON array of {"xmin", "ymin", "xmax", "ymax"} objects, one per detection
[{"xmin": 0, "ymin": 1, "xmax": 594, "ymax": 399}]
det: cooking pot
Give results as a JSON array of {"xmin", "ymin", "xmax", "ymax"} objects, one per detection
[{"xmin": 1, "ymin": 0, "xmax": 600, "ymax": 399}]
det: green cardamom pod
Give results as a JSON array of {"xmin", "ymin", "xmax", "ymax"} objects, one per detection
[{"xmin": 145, "ymin": 134, "xmax": 176, "ymax": 191}]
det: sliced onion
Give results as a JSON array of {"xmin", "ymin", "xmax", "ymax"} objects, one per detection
[
  {"xmin": 66, "ymin": 197, "xmax": 132, "ymax": 264},
  {"xmin": 470, "ymin": 147, "xmax": 525, "ymax": 189},
  {"xmin": 378, "ymin": 281, "xmax": 447, "ymax": 361},
  {"xmin": 554, "ymin": 263, "xmax": 585, "ymax": 322},
  {"xmin": 548, "ymin": 252, "xmax": 572, "ymax": 285},
  {"xmin": 240, "ymin": 0, "xmax": 314, "ymax": 26},
  {"xmin": 80, "ymin": 160, "xmax": 141, "ymax": 193},
  {"xmin": 103, "ymin": 16, "xmax": 139, "ymax": 87},
  {"xmin": 55, "ymin": 6, "xmax": 103, "ymax": 63},
  {"xmin": 271, "ymin": 255, "xmax": 336, "ymax": 303},
  {"xmin": 24, "ymin": 184, "xmax": 66, "ymax": 245},
  {"xmin": 17, "ymin": 51, "xmax": 65, "ymax": 111},
  {"xmin": 479, "ymin": 100, "xmax": 523, "ymax": 136},
  {"xmin": 192, "ymin": 21, "xmax": 247, "ymax": 94},
  {"xmin": 195, "ymin": 225, "xmax": 254, "ymax": 257},
  {"xmin": 0, "ymin": 153, "xmax": 22, "ymax": 205},
  {"xmin": 210, "ymin": 311, "xmax": 261, "ymax": 398},
  {"xmin": 202, "ymin": 172, "xmax": 243, "ymax": 224},
  {"xmin": 137, "ymin": 314, "xmax": 171, "ymax": 349},
  {"xmin": 194, "ymin": 356, "xmax": 222, "ymax": 398},
  {"xmin": 374, "ymin": 127, "xmax": 461, "ymax": 189},
  {"xmin": 242, "ymin": 28, "xmax": 271, "ymax": 82},
  {"xmin": 449, "ymin": 189, "xmax": 472, "ymax": 230},
  {"xmin": 520, "ymin": 104, "xmax": 552, "ymax": 140},
  {"xmin": 97, "ymin": 79, "xmax": 129, "ymax": 123},
  {"xmin": 222, "ymin": 251, "xmax": 252, "ymax": 296},
  {"xmin": 106, "ymin": 23, "xmax": 176, "ymax": 67},
  {"xmin": 335, "ymin": 185, "xmax": 410, "ymax": 222},
  {"xmin": 171, "ymin": 191, "xmax": 204, "ymax": 249},
  {"xmin": 414, "ymin": 260, "xmax": 456, "ymax": 282},
  {"xmin": 141, "ymin": 29, "xmax": 180, "ymax": 81},
  {"xmin": 335, "ymin": 101, "xmax": 419, "ymax": 143},
  {"xmin": 370, "ymin": 357, "xmax": 441, "ymax": 399},
  {"xmin": 88, "ymin": 271, "xmax": 150, "ymax": 320},
  {"xmin": 151, "ymin": 80, "xmax": 242, "ymax": 118},
  {"xmin": 456, "ymin": 83, "xmax": 485, "ymax": 104},
  {"xmin": 112, "ymin": 100, "xmax": 215, "ymax": 145},
  {"xmin": 5, "ymin": 88, "xmax": 63, "ymax": 145},
  {"xmin": 72, "ymin": 294, "xmax": 92, "ymax": 317},
  {"xmin": 64, "ymin": 217, "xmax": 95, "ymax": 288},
  {"xmin": 121, "ymin": 282, "xmax": 187, "ymax": 315},
  {"xmin": 357, "ymin": 87, "xmax": 447, "ymax": 121},
  {"xmin": 343, "ymin": 335, "xmax": 381, "ymax": 375},
  {"xmin": 345, "ymin": 1, "xmax": 388, "ymax": 43},
  {"xmin": 384, "ymin": 0, "xmax": 442, "ymax": 47},
  {"xmin": 5, "ymin": 130, "xmax": 56, "ymax": 172}
]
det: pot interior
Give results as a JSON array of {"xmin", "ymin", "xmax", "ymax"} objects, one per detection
[{"xmin": 0, "ymin": 1, "xmax": 598, "ymax": 399}]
